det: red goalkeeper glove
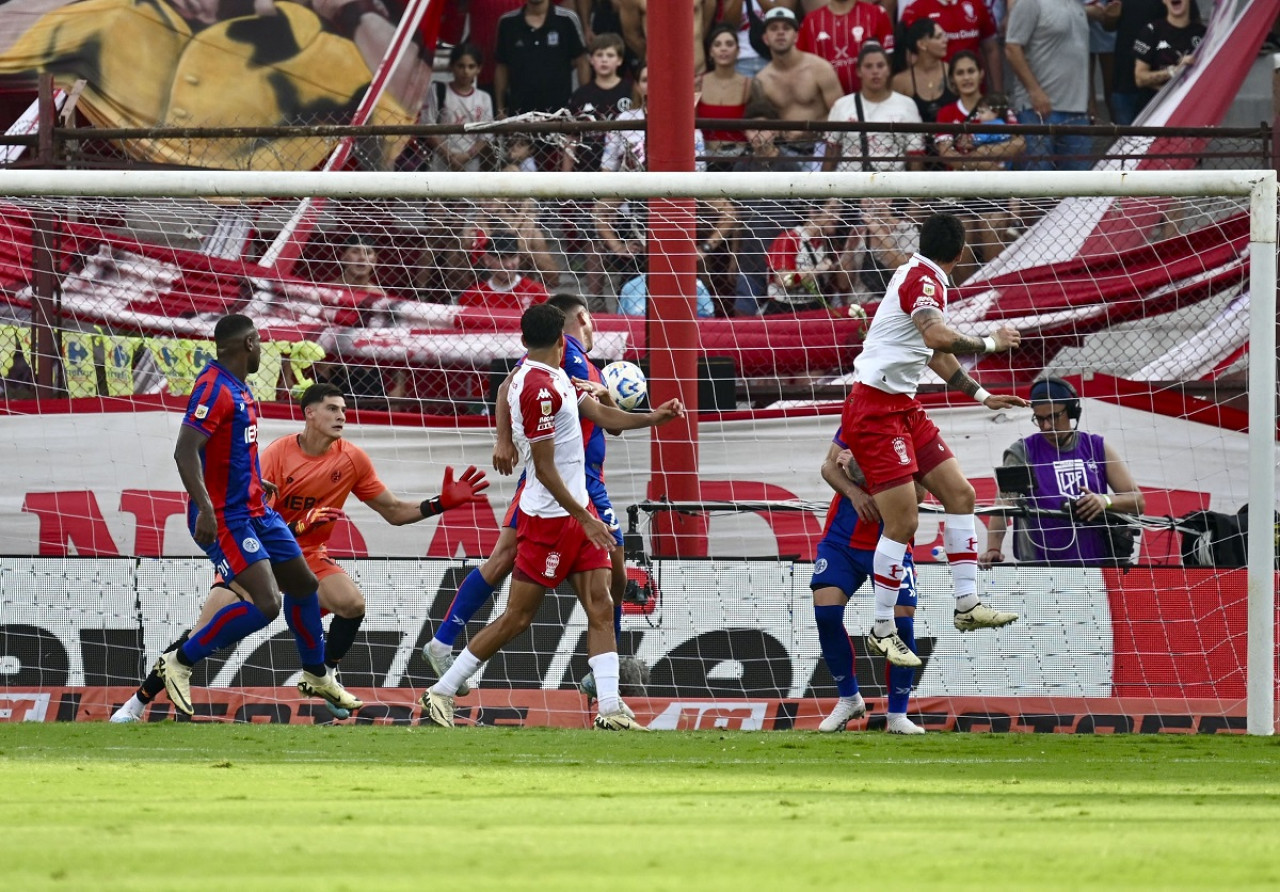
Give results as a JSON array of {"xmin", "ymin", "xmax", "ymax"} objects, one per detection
[
  {"xmin": 421, "ymin": 465, "xmax": 491, "ymax": 517},
  {"xmin": 289, "ymin": 506, "xmax": 344, "ymax": 536}
]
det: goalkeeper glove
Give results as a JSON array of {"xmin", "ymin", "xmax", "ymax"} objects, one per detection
[
  {"xmin": 421, "ymin": 465, "xmax": 491, "ymax": 518},
  {"xmin": 289, "ymin": 506, "xmax": 344, "ymax": 536}
]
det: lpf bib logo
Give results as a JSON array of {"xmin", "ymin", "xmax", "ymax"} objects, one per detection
[
  {"xmin": 892, "ymin": 437, "xmax": 910, "ymax": 465},
  {"xmin": 1052, "ymin": 459, "xmax": 1089, "ymax": 498},
  {"xmin": 544, "ymin": 552, "xmax": 561, "ymax": 578}
]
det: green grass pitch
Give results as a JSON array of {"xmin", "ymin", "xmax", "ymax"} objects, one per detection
[{"xmin": 1, "ymin": 724, "xmax": 1278, "ymax": 890}]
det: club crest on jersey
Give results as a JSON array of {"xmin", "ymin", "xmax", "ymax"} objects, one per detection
[
  {"xmin": 1053, "ymin": 459, "xmax": 1089, "ymax": 498},
  {"xmin": 545, "ymin": 551, "xmax": 561, "ymax": 578},
  {"xmin": 540, "ymin": 399, "xmax": 553, "ymax": 416},
  {"xmin": 892, "ymin": 437, "xmax": 910, "ymax": 465},
  {"xmin": 242, "ymin": 537, "xmax": 261, "ymax": 553},
  {"xmin": 814, "ymin": 558, "xmax": 828, "ymax": 574},
  {"xmin": 194, "ymin": 404, "xmax": 209, "ymax": 420},
  {"xmin": 330, "ymin": 470, "xmax": 341, "ymax": 482}
]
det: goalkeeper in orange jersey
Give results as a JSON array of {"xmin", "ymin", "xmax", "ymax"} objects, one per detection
[{"xmin": 111, "ymin": 382, "xmax": 490, "ymax": 722}]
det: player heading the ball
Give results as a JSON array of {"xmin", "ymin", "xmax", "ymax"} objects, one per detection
[{"xmin": 843, "ymin": 213, "xmax": 1027, "ymax": 668}]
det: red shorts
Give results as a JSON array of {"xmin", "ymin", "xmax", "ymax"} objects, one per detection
[
  {"xmin": 515, "ymin": 511, "xmax": 611, "ymax": 588},
  {"xmin": 842, "ymin": 383, "xmax": 954, "ymax": 493}
]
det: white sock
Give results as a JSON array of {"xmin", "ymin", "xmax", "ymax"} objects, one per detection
[
  {"xmin": 120, "ymin": 693, "xmax": 143, "ymax": 717},
  {"xmin": 588, "ymin": 652, "xmax": 621, "ymax": 716},
  {"xmin": 433, "ymin": 647, "xmax": 482, "ymax": 696},
  {"xmin": 872, "ymin": 536, "xmax": 911, "ymax": 623},
  {"xmin": 426, "ymin": 639, "xmax": 450, "ymax": 659},
  {"xmin": 943, "ymin": 514, "xmax": 980, "ymax": 610}
]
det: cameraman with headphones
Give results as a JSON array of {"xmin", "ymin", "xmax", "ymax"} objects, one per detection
[{"xmin": 981, "ymin": 377, "xmax": 1145, "ymax": 567}]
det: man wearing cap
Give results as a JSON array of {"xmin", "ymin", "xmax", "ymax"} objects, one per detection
[
  {"xmin": 754, "ymin": 6, "xmax": 844, "ymax": 169},
  {"xmin": 457, "ymin": 231, "xmax": 550, "ymax": 312},
  {"xmin": 981, "ymin": 376, "xmax": 1145, "ymax": 566}
]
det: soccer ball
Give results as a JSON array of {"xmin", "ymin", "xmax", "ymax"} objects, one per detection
[{"xmin": 601, "ymin": 361, "xmax": 647, "ymax": 411}]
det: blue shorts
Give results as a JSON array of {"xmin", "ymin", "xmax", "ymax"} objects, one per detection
[
  {"xmin": 506, "ymin": 474, "xmax": 624, "ymax": 548},
  {"xmin": 195, "ymin": 508, "xmax": 302, "ymax": 582},
  {"xmin": 585, "ymin": 475, "xmax": 624, "ymax": 548},
  {"xmin": 810, "ymin": 539, "xmax": 917, "ymax": 608}
]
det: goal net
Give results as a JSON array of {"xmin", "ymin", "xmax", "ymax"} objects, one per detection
[{"xmin": 0, "ymin": 167, "xmax": 1273, "ymax": 734}]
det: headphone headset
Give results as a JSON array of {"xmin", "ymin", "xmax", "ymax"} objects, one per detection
[{"xmin": 1029, "ymin": 376, "xmax": 1081, "ymax": 421}]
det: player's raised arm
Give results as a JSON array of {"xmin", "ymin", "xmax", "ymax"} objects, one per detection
[
  {"xmin": 914, "ymin": 309, "xmax": 1022, "ymax": 356},
  {"xmin": 364, "ymin": 466, "xmax": 491, "ymax": 526},
  {"xmin": 578, "ymin": 394, "xmax": 686, "ymax": 431}
]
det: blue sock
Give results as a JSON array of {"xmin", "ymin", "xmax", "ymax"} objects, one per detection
[
  {"xmin": 283, "ymin": 590, "xmax": 327, "ymax": 673},
  {"xmin": 435, "ymin": 569, "xmax": 495, "ymax": 648},
  {"xmin": 888, "ymin": 615, "xmax": 917, "ymax": 714},
  {"xmin": 181, "ymin": 601, "xmax": 271, "ymax": 665},
  {"xmin": 814, "ymin": 604, "xmax": 859, "ymax": 698}
]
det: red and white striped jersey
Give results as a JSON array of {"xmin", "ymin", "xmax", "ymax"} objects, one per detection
[
  {"xmin": 509, "ymin": 358, "xmax": 588, "ymax": 517},
  {"xmin": 797, "ymin": 3, "xmax": 896, "ymax": 95},
  {"xmin": 853, "ymin": 253, "xmax": 950, "ymax": 395}
]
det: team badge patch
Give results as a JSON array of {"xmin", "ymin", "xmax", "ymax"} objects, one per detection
[
  {"xmin": 242, "ymin": 537, "xmax": 261, "ymax": 553},
  {"xmin": 545, "ymin": 552, "xmax": 561, "ymax": 578},
  {"xmin": 814, "ymin": 558, "xmax": 828, "ymax": 574},
  {"xmin": 540, "ymin": 400, "xmax": 553, "ymax": 416},
  {"xmin": 922, "ymin": 281, "xmax": 936, "ymax": 297},
  {"xmin": 892, "ymin": 437, "xmax": 910, "ymax": 465},
  {"xmin": 194, "ymin": 404, "xmax": 209, "ymax": 420}
]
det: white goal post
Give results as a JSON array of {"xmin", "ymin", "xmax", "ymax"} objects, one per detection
[{"xmin": 0, "ymin": 168, "xmax": 1274, "ymax": 734}]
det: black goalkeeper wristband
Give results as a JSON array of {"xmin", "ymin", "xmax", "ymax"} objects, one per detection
[{"xmin": 420, "ymin": 496, "xmax": 443, "ymax": 519}]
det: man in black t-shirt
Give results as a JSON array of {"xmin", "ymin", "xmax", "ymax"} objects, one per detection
[
  {"xmin": 1131, "ymin": 0, "xmax": 1204, "ymax": 109},
  {"xmin": 494, "ymin": 0, "xmax": 589, "ymax": 116},
  {"xmin": 1108, "ymin": 0, "xmax": 1165, "ymax": 125}
]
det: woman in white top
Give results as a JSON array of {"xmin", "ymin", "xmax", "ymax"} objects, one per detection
[{"xmin": 824, "ymin": 43, "xmax": 924, "ymax": 173}]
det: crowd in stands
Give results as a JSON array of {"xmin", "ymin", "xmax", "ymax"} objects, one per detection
[{"xmin": 377, "ymin": 0, "xmax": 1210, "ymax": 316}]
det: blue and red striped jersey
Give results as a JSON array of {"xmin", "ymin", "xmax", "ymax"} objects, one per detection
[
  {"xmin": 515, "ymin": 333, "xmax": 608, "ymax": 483},
  {"xmin": 823, "ymin": 426, "xmax": 881, "ymax": 550},
  {"xmin": 562, "ymin": 334, "xmax": 607, "ymax": 480},
  {"xmin": 183, "ymin": 360, "xmax": 266, "ymax": 519}
]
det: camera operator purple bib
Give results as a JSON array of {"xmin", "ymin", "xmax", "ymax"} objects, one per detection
[{"xmin": 1021, "ymin": 431, "xmax": 1110, "ymax": 564}]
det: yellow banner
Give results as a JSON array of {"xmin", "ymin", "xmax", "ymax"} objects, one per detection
[
  {"xmin": 61, "ymin": 332, "xmax": 98, "ymax": 398},
  {"xmin": 102, "ymin": 335, "xmax": 138, "ymax": 397}
]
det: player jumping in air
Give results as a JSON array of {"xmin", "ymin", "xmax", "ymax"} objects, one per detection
[
  {"xmin": 422, "ymin": 293, "xmax": 630, "ymax": 699},
  {"xmin": 113, "ymin": 381, "xmax": 490, "ymax": 721},
  {"xmin": 812, "ymin": 438, "xmax": 925, "ymax": 734},
  {"xmin": 421, "ymin": 303, "xmax": 684, "ymax": 731},
  {"xmin": 844, "ymin": 213, "xmax": 1027, "ymax": 667}
]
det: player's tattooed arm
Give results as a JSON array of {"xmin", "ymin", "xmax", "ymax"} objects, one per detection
[
  {"xmin": 944, "ymin": 365, "xmax": 983, "ymax": 399},
  {"xmin": 913, "ymin": 308, "xmax": 987, "ymax": 354},
  {"xmin": 915, "ymin": 310, "xmax": 1023, "ymax": 356}
]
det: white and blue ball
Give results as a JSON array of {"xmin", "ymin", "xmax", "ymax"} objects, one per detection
[{"xmin": 601, "ymin": 361, "xmax": 648, "ymax": 411}]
